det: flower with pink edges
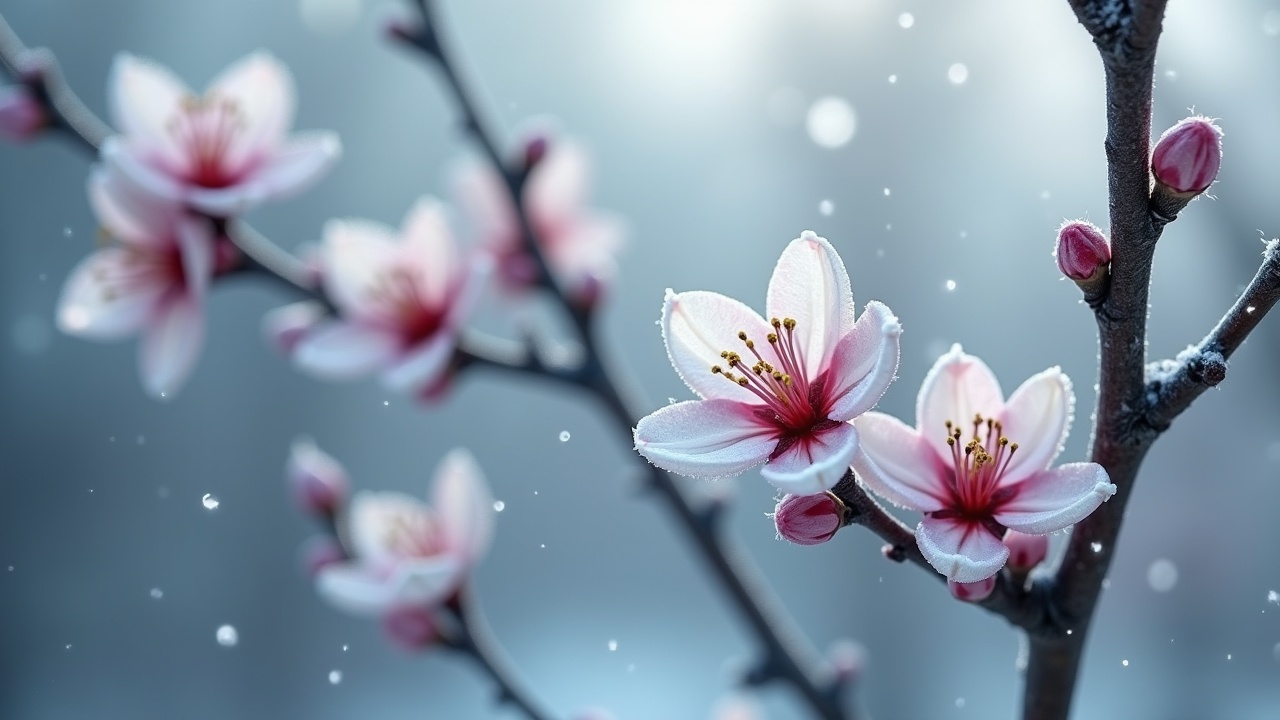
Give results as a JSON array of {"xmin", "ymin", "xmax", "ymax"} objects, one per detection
[
  {"xmin": 57, "ymin": 168, "xmax": 216, "ymax": 399},
  {"xmin": 290, "ymin": 198, "xmax": 489, "ymax": 396},
  {"xmin": 316, "ymin": 448, "xmax": 494, "ymax": 616},
  {"xmin": 634, "ymin": 231, "xmax": 901, "ymax": 496},
  {"xmin": 101, "ymin": 52, "xmax": 340, "ymax": 217},
  {"xmin": 453, "ymin": 137, "xmax": 623, "ymax": 300},
  {"xmin": 852, "ymin": 344, "xmax": 1115, "ymax": 583},
  {"xmin": 287, "ymin": 437, "xmax": 350, "ymax": 516}
]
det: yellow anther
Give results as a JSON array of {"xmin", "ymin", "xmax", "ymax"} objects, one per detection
[
  {"xmin": 946, "ymin": 437, "xmax": 956, "ymax": 446},
  {"xmin": 738, "ymin": 331, "xmax": 748, "ymax": 341},
  {"xmin": 736, "ymin": 377, "xmax": 749, "ymax": 387},
  {"xmin": 999, "ymin": 437, "xmax": 1009, "ymax": 446},
  {"xmin": 711, "ymin": 365, "xmax": 722, "ymax": 374},
  {"xmin": 1009, "ymin": 443, "xmax": 1019, "ymax": 452},
  {"xmin": 771, "ymin": 318, "xmax": 782, "ymax": 328},
  {"xmin": 783, "ymin": 318, "xmax": 796, "ymax": 330},
  {"xmin": 767, "ymin": 333, "xmax": 779, "ymax": 343},
  {"xmin": 782, "ymin": 375, "xmax": 792, "ymax": 386},
  {"xmin": 744, "ymin": 339, "xmax": 755, "ymax": 349},
  {"xmin": 720, "ymin": 351, "xmax": 730, "ymax": 359}
]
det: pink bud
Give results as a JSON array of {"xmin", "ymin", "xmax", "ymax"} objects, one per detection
[
  {"xmin": 287, "ymin": 438, "xmax": 349, "ymax": 516},
  {"xmin": 948, "ymin": 575, "xmax": 996, "ymax": 602},
  {"xmin": 382, "ymin": 606, "xmax": 439, "ymax": 651},
  {"xmin": 299, "ymin": 535, "xmax": 345, "ymax": 577},
  {"xmin": 523, "ymin": 134, "xmax": 550, "ymax": 170},
  {"xmin": 570, "ymin": 271, "xmax": 607, "ymax": 311},
  {"xmin": 0, "ymin": 85, "xmax": 46, "ymax": 143},
  {"xmin": 1055, "ymin": 221, "xmax": 1110, "ymax": 282},
  {"xmin": 1003, "ymin": 530, "xmax": 1049, "ymax": 570},
  {"xmin": 262, "ymin": 301, "xmax": 327, "ymax": 356},
  {"xmin": 773, "ymin": 492, "xmax": 844, "ymax": 546},
  {"xmin": 1152, "ymin": 116, "xmax": 1222, "ymax": 195},
  {"xmin": 827, "ymin": 639, "xmax": 867, "ymax": 684}
]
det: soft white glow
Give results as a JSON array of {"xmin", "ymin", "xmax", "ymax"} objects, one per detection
[
  {"xmin": 948, "ymin": 63, "xmax": 969, "ymax": 85},
  {"xmin": 806, "ymin": 96, "xmax": 856, "ymax": 148}
]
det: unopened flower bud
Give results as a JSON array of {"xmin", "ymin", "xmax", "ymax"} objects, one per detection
[
  {"xmin": 827, "ymin": 638, "xmax": 867, "ymax": 684},
  {"xmin": 1003, "ymin": 530, "xmax": 1049, "ymax": 570},
  {"xmin": 263, "ymin": 301, "xmax": 327, "ymax": 356},
  {"xmin": 774, "ymin": 492, "xmax": 845, "ymax": 546},
  {"xmin": 287, "ymin": 437, "xmax": 349, "ymax": 516},
  {"xmin": 299, "ymin": 535, "xmax": 345, "ymax": 577},
  {"xmin": 382, "ymin": 606, "xmax": 438, "ymax": 651},
  {"xmin": 948, "ymin": 575, "xmax": 996, "ymax": 602},
  {"xmin": 523, "ymin": 134, "xmax": 550, "ymax": 171},
  {"xmin": 1152, "ymin": 116, "xmax": 1222, "ymax": 195},
  {"xmin": 0, "ymin": 85, "xmax": 46, "ymax": 143},
  {"xmin": 1055, "ymin": 221, "xmax": 1110, "ymax": 283}
]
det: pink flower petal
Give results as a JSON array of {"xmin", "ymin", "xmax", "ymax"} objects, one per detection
[
  {"xmin": 101, "ymin": 136, "xmax": 189, "ymax": 206},
  {"xmin": 850, "ymin": 413, "xmax": 948, "ymax": 512},
  {"xmin": 315, "ymin": 563, "xmax": 396, "ymax": 615},
  {"xmin": 764, "ymin": 232, "xmax": 855, "ymax": 377},
  {"xmin": 87, "ymin": 167, "xmax": 174, "ymax": 249},
  {"xmin": 823, "ymin": 300, "xmax": 902, "ymax": 420},
  {"xmin": 347, "ymin": 491, "xmax": 433, "ymax": 563},
  {"xmin": 139, "ymin": 293, "xmax": 205, "ymax": 399},
  {"xmin": 387, "ymin": 556, "xmax": 464, "ymax": 607},
  {"xmin": 916, "ymin": 516, "xmax": 1009, "ymax": 583},
  {"xmin": 634, "ymin": 399, "xmax": 777, "ymax": 479},
  {"xmin": 108, "ymin": 54, "xmax": 191, "ymax": 170},
  {"xmin": 916, "ymin": 344, "xmax": 1004, "ymax": 464},
  {"xmin": 526, "ymin": 141, "xmax": 589, "ymax": 231},
  {"xmin": 262, "ymin": 300, "xmax": 327, "ymax": 355},
  {"xmin": 452, "ymin": 159, "xmax": 517, "ymax": 250},
  {"xmin": 400, "ymin": 198, "xmax": 457, "ymax": 309},
  {"xmin": 205, "ymin": 52, "xmax": 295, "ymax": 172},
  {"xmin": 381, "ymin": 333, "xmax": 455, "ymax": 394},
  {"xmin": 184, "ymin": 132, "xmax": 341, "ymax": 216},
  {"xmin": 661, "ymin": 289, "xmax": 775, "ymax": 403},
  {"xmin": 760, "ymin": 421, "xmax": 858, "ymax": 495},
  {"xmin": 57, "ymin": 249, "xmax": 164, "ymax": 340},
  {"xmin": 175, "ymin": 216, "xmax": 215, "ymax": 301},
  {"xmin": 997, "ymin": 367, "xmax": 1072, "ymax": 482},
  {"xmin": 320, "ymin": 219, "xmax": 402, "ymax": 322},
  {"xmin": 994, "ymin": 463, "xmax": 1115, "ymax": 535},
  {"xmin": 430, "ymin": 448, "xmax": 494, "ymax": 564},
  {"xmin": 443, "ymin": 252, "xmax": 493, "ymax": 331},
  {"xmin": 293, "ymin": 321, "xmax": 402, "ymax": 379}
]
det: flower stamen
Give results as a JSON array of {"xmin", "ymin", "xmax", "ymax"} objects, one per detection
[
  {"xmin": 944, "ymin": 415, "xmax": 1020, "ymax": 515},
  {"xmin": 708, "ymin": 318, "xmax": 817, "ymax": 431}
]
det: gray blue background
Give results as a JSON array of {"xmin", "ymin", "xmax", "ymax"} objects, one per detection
[{"xmin": 2, "ymin": 0, "xmax": 1279, "ymax": 718}]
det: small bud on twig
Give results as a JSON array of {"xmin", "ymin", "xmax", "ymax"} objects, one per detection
[
  {"xmin": 0, "ymin": 84, "xmax": 47, "ymax": 142},
  {"xmin": 1055, "ymin": 220, "xmax": 1111, "ymax": 303},
  {"xmin": 948, "ymin": 575, "xmax": 996, "ymax": 603},
  {"xmin": 1152, "ymin": 116, "xmax": 1222, "ymax": 196},
  {"xmin": 773, "ymin": 492, "xmax": 845, "ymax": 546}
]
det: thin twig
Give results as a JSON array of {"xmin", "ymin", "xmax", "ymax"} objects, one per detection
[{"xmin": 445, "ymin": 588, "xmax": 559, "ymax": 720}]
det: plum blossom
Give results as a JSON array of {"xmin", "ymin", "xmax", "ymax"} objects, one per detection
[
  {"xmin": 316, "ymin": 448, "xmax": 494, "ymax": 616},
  {"xmin": 290, "ymin": 198, "xmax": 489, "ymax": 396},
  {"xmin": 852, "ymin": 345, "xmax": 1116, "ymax": 583},
  {"xmin": 634, "ymin": 231, "xmax": 901, "ymax": 495},
  {"xmin": 101, "ymin": 52, "xmax": 340, "ymax": 216},
  {"xmin": 453, "ymin": 138, "xmax": 623, "ymax": 299},
  {"xmin": 57, "ymin": 168, "xmax": 215, "ymax": 399}
]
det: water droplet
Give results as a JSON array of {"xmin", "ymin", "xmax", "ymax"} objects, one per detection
[
  {"xmin": 806, "ymin": 96, "xmax": 857, "ymax": 149},
  {"xmin": 342, "ymin": 644, "xmax": 349, "ymax": 652},
  {"xmin": 1066, "ymin": 629, "xmax": 1073, "ymax": 635},
  {"xmin": 954, "ymin": 698, "xmax": 965, "ymax": 708},
  {"xmin": 888, "ymin": 74, "xmax": 898, "ymax": 84},
  {"xmin": 65, "ymin": 644, "xmax": 72, "ymax": 650},
  {"xmin": 299, "ymin": 0, "xmax": 363, "ymax": 37},
  {"xmin": 1264, "ymin": 10, "xmax": 1280, "ymax": 36},
  {"xmin": 948, "ymin": 63, "xmax": 969, "ymax": 85},
  {"xmin": 382, "ymin": 400, "xmax": 389, "ymax": 406},
  {"xmin": 883, "ymin": 188, "xmax": 891, "ymax": 197},
  {"xmin": 493, "ymin": 500, "xmax": 506, "ymax": 512},
  {"xmin": 1246, "ymin": 305, "xmax": 1256, "ymax": 314},
  {"xmin": 63, "ymin": 227, "xmax": 73, "ymax": 238},
  {"xmin": 540, "ymin": 543, "xmax": 546, "ymax": 549},
  {"xmin": 216, "ymin": 625, "xmax": 238, "ymax": 647},
  {"xmin": 1122, "ymin": 659, "xmax": 1129, "ymax": 667},
  {"xmin": 1147, "ymin": 559, "xmax": 1178, "ymax": 592},
  {"xmin": 898, "ymin": 12, "xmax": 915, "ymax": 29},
  {"xmin": 87, "ymin": 489, "xmax": 94, "ymax": 494},
  {"xmin": 608, "ymin": 639, "xmax": 618, "ymax": 652},
  {"xmin": 559, "ymin": 431, "xmax": 571, "ymax": 442},
  {"xmin": 1267, "ymin": 590, "xmax": 1279, "ymax": 605},
  {"xmin": 202, "ymin": 494, "xmax": 220, "ymax": 510},
  {"xmin": 149, "ymin": 588, "xmax": 164, "ymax": 599},
  {"xmin": 819, "ymin": 199, "xmax": 834, "ymax": 216},
  {"xmin": 1165, "ymin": 70, "xmax": 1177, "ymax": 80},
  {"xmin": 328, "ymin": 669, "xmax": 343, "ymax": 684},
  {"xmin": 1091, "ymin": 541, "xmax": 1103, "ymax": 553},
  {"xmin": 1226, "ymin": 653, "xmax": 1232, "ymax": 660},
  {"xmin": 944, "ymin": 280, "xmax": 957, "ymax": 292}
]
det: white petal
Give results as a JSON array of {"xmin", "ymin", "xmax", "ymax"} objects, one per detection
[
  {"xmin": 183, "ymin": 132, "xmax": 341, "ymax": 216},
  {"xmin": 760, "ymin": 421, "xmax": 858, "ymax": 495},
  {"xmin": 916, "ymin": 516, "xmax": 1009, "ymax": 583},
  {"xmin": 347, "ymin": 491, "xmax": 433, "ymax": 563},
  {"xmin": 101, "ymin": 136, "xmax": 188, "ymax": 206},
  {"xmin": 400, "ymin": 197, "xmax": 456, "ymax": 309},
  {"xmin": 381, "ymin": 334, "xmax": 455, "ymax": 395},
  {"xmin": 139, "ymin": 293, "xmax": 205, "ymax": 400},
  {"xmin": 261, "ymin": 300, "xmax": 328, "ymax": 355},
  {"xmin": 320, "ymin": 218, "xmax": 402, "ymax": 321},
  {"xmin": 107, "ymin": 54, "xmax": 191, "ymax": 170},
  {"xmin": 293, "ymin": 321, "xmax": 402, "ymax": 379},
  {"xmin": 997, "ymin": 367, "xmax": 1073, "ymax": 482},
  {"xmin": 175, "ymin": 215, "xmax": 216, "ymax": 301},
  {"xmin": 634, "ymin": 399, "xmax": 777, "ymax": 479},
  {"xmin": 87, "ymin": 166, "xmax": 175, "ymax": 249},
  {"xmin": 850, "ymin": 413, "xmax": 949, "ymax": 512},
  {"xmin": 386, "ymin": 556, "xmax": 464, "ymax": 607},
  {"xmin": 206, "ymin": 52, "xmax": 295, "ymax": 172},
  {"xmin": 916, "ymin": 344, "xmax": 1004, "ymax": 464},
  {"xmin": 451, "ymin": 159, "xmax": 517, "ymax": 249},
  {"xmin": 823, "ymin": 300, "xmax": 902, "ymax": 420},
  {"xmin": 661, "ymin": 289, "xmax": 775, "ymax": 403},
  {"xmin": 430, "ymin": 448, "xmax": 494, "ymax": 563},
  {"xmin": 57, "ymin": 249, "xmax": 163, "ymax": 340},
  {"xmin": 994, "ymin": 463, "xmax": 1116, "ymax": 534},
  {"xmin": 526, "ymin": 141, "xmax": 588, "ymax": 230},
  {"xmin": 764, "ymin": 231, "xmax": 855, "ymax": 377},
  {"xmin": 315, "ymin": 563, "xmax": 397, "ymax": 616}
]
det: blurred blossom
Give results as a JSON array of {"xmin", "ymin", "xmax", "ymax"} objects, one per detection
[
  {"xmin": 1151, "ymin": 116, "xmax": 1222, "ymax": 196},
  {"xmin": 0, "ymin": 85, "xmax": 46, "ymax": 142},
  {"xmin": 300, "ymin": 535, "xmax": 345, "ymax": 577},
  {"xmin": 316, "ymin": 448, "xmax": 494, "ymax": 617},
  {"xmin": 287, "ymin": 437, "xmax": 349, "ymax": 516},
  {"xmin": 453, "ymin": 137, "xmax": 624, "ymax": 302},
  {"xmin": 261, "ymin": 300, "xmax": 327, "ymax": 355},
  {"xmin": 827, "ymin": 638, "xmax": 867, "ymax": 683},
  {"xmin": 292, "ymin": 198, "xmax": 490, "ymax": 397},
  {"xmin": 852, "ymin": 345, "xmax": 1115, "ymax": 583},
  {"xmin": 101, "ymin": 52, "xmax": 340, "ymax": 217},
  {"xmin": 381, "ymin": 605, "xmax": 439, "ymax": 651},
  {"xmin": 634, "ymin": 231, "xmax": 901, "ymax": 496},
  {"xmin": 57, "ymin": 168, "xmax": 216, "ymax": 399}
]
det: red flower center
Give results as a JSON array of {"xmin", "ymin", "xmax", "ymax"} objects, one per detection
[
  {"xmin": 368, "ymin": 267, "xmax": 446, "ymax": 345},
  {"xmin": 936, "ymin": 415, "xmax": 1020, "ymax": 526},
  {"xmin": 169, "ymin": 94, "xmax": 247, "ymax": 189}
]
